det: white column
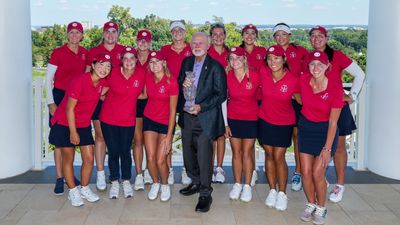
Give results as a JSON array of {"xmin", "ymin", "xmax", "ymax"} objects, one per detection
[
  {"xmin": 0, "ymin": 0, "xmax": 33, "ymax": 178},
  {"xmin": 367, "ymin": 0, "xmax": 400, "ymax": 180}
]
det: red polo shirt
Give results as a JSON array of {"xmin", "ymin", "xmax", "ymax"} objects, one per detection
[
  {"xmin": 86, "ymin": 43, "xmax": 125, "ymax": 68},
  {"xmin": 326, "ymin": 50, "xmax": 353, "ymax": 88},
  {"xmin": 160, "ymin": 43, "xmax": 192, "ymax": 79},
  {"xmin": 300, "ymin": 74, "xmax": 344, "ymax": 122},
  {"xmin": 227, "ymin": 70, "xmax": 260, "ymax": 121},
  {"xmin": 144, "ymin": 74, "xmax": 179, "ymax": 125},
  {"xmin": 48, "ymin": 44, "xmax": 87, "ymax": 90},
  {"xmin": 51, "ymin": 72, "xmax": 107, "ymax": 128},
  {"xmin": 99, "ymin": 68, "xmax": 146, "ymax": 126},
  {"xmin": 259, "ymin": 67, "xmax": 300, "ymax": 125},
  {"xmin": 245, "ymin": 45, "xmax": 267, "ymax": 71},
  {"xmin": 284, "ymin": 44, "xmax": 308, "ymax": 77},
  {"xmin": 208, "ymin": 45, "xmax": 229, "ymax": 69}
]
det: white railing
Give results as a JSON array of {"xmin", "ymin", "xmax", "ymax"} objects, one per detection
[{"xmin": 32, "ymin": 76, "xmax": 364, "ymax": 170}]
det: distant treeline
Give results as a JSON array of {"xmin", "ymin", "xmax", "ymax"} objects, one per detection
[{"xmin": 32, "ymin": 5, "xmax": 367, "ymax": 82}]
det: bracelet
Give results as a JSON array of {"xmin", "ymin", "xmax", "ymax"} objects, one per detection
[{"xmin": 322, "ymin": 147, "xmax": 331, "ymax": 152}]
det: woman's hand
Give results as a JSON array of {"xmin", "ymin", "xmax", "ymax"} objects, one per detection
[
  {"xmin": 70, "ymin": 130, "xmax": 80, "ymax": 145},
  {"xmin": 318, "ymin": 147, "xmax": 331, "ymax": 168},
  {"xmin": 224, "ymin": 126, "xmax": 232, "ymax": 138},
  {"xmin": 160, "ymin": 135, "xmax": 172, "ymax": 155},
  {"xmin": 48, "ymin": 103, "xmax": 57, "ymax": 116}
]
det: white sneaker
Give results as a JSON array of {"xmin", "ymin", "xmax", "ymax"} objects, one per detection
[
  {"xmin": 109, "ymin": 181, "xmax": 120, "ymax": 199},
  {"xmin": 240, "ymin": 184, "xmax": 252, "ymax": 202},
  {"xmin": 122, "ymin": 180, "xmax": 134, "ymax": 198},
  {"xmin": 80, "ymin": 186, "xmax": 100, "ymax": 202},
  {"xmin": 96, "ymin": 170, "xmax": 107, "ymax": 191},
  {"xmin": 160, "ymin": 184, "xmax": 171, "ymax": 202},
  {"xmin": 181, "ymin": 167, "xmax": 192, "ymax": 185},
  {"xmin": 313, "ymin": 205, "xmax": 327, "ymax": 225},
  {"xmin": 300, "ymin": 203, "xmax": 316, "ymax": 222},
  {"xmin": 229, "ymin": 183, "xmax": 242, "ymax": 200},
  {"xmin": 291, "ymin": 172, "xmax": 302, "ymax": 192},
  {"xmin": 250, "ymin": 170, "xmax": 258, "ymax": 187},
  {"xmin": 265, "ymin": 189, "xmax": 277, "ymax": 208},
  {"xmin": 143, "ymin": 169, "xmax": 153, "ymax": 184},
  {"xmin": 68, "ymin": 187, "xmax": 84, "ymax": 207},
  {"xmin": 212, "ymin": 172, "xmax": 216, "ymax": 182},
  {"xmin": 329, "ymin": 184, "xmax": 345, "ymax": 203},
  {"xmin": 148, "ymin": 183, "xmax": 160, "ymax": 200},
  {"xmin": 214, "ymin": 167, "xmax": 226, "ymax": 183},
  {"xmin": 326, "ymin": 178, "xmax": 330, "ymax": 188},
  {"xmin": 168, "ymin": 168, "xmax": 175, "ymax": 185},
  {"xmin": 134, "ymin": 174, "xmax": 145, "ymax": 191},
  {"xmin": 275, "ymin": 191, "xmax": 288, "ymax": 211}
]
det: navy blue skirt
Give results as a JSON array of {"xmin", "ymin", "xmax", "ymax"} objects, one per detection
[
  {"xmin": 228, "ymin": 118, "xmax": 258, "ymax": 139},
  {"xmin": 143, "ymin": 116, "xmax": 168, "ymax": 134},
  {"xmin": 136, "ymin": 99, "xmax": 148, "ymax": 118},
  {"xmin": 298, "ymin": 115, "xmax": 338, "ymax": 156},
  {"xmin": 49, "ymin": 123, "xmax": 94, "ymax": 148},
  {"xmin": 49, "ymin": 87, "xmax": 66, "ymax": 127},
  {"xmin": 258, "ymin": 118, "xmax": 294, "ymax": 148},
  {"xmin": 338, "ymin": 104, "xmax": 356, "ymax": 136}
]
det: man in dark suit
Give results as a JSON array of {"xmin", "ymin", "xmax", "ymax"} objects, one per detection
[{"xmin": 177, "ymin": 32, "xmax": 227, "ymax": 212}]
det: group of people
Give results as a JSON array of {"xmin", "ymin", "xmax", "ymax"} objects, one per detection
[{"xmin": 46, "ymin": 19, "xmax": 365, "ymax": 224}]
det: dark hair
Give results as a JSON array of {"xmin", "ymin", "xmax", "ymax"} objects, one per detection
[
  {"xmin": 324, "ymin": 44, "xmax": 334, "ymax": 62},
  {"xmin": 210, "ymin": 23, "xmax": 229, "ymax": 51},
  {"xmin": 273, "ymin": 22, "xmax": 291, "ymax": 37},
  {"xmin": 264, "ymin": 54, "xmax": 291, "ymax": 71}
]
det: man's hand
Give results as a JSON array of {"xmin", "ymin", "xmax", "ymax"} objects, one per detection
[{"xmin": 189, "ymin": 104, "xmax": 201, "ymax": 115}]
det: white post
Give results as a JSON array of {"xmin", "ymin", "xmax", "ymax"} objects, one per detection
[
  {"xmin": 0, "ymin": 0, "xmax": 34, "ymax": 178},
  {"xmin": 366, "ymin": 0, "xmax": 400, "ymax": 179},
  {"xmin": 33, "ymin": 77, "xmax": 43, "ymax": 170},
  {"xmin": 356, "ymin": 84, "xmax": 367, "ymax": 170}
]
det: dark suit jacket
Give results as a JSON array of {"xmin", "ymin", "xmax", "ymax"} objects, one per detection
[{"xmin": 177, "ymin": 54, "xmax": 227, "ymax": 140}]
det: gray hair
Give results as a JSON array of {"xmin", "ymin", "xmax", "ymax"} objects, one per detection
[{"xmin": 192, "ymin": 32, "xmax": 211, "ymax": 44}]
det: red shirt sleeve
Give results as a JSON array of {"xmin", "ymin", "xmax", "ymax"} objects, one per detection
[
  {"xmin": 169, "ymin": 78, "xmax": 179, "ymax": 96},
  {"xmin": 67, "ymin": 76, "xmax": 83, "ymax": 100}
]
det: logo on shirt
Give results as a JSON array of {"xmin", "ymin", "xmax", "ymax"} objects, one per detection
[
  {"xmin": 98, "ymin": 85, "xmax": 103, "ymax": 93},
  {"xmin": 82, "ymin": 53, "xmax": 86, "ymax": 61},
  {"xmin": 321, "ymin": 93, "xmax": 329, "ymax": 100},
  {"xmin": 280, "ymin": 84, "xmax": 288, "ymax": 93},
  {"xmin": 185, "ymin": 51, "xmax": 191, "ymax": 57},
  {"xmin": 159, "ymin": 85, "xmax": 166, "ymax": 94},
  {"xmin": 289, "ymin": 51, "xmax": 297, "ymax": 59},
  {"xmin": 246, "ymin": 81, "xmax": 253, "ymax": 90},
  {"xmin": 133, "ymin": 80, "xmax": 139, "ymax": 88},
  {"xmin": 256, "ymin": 54, "xmax": 263, "ymax": 60}
]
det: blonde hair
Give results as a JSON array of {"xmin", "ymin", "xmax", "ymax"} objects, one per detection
[{"xmin": 226, "ymin": 54, "xmax": 250, "ymax": 76}]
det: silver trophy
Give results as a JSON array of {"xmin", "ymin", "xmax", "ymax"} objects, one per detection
[{"xmin": 183, "ymin": 71, "xmax": 197, "ymax": 111}]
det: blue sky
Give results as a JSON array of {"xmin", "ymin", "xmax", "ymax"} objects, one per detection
[{"xmin": 31, "ymin": 0, "xmax": 369, "ymax": 26}]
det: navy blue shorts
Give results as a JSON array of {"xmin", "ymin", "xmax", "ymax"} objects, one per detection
[
  {"xmin": 298, "ymin": 115, "xmax": 338, "ymax": 156},
  {"xmin": 143, "ymin": 116, "xmax": 168, "ymax": 134},
  {"xmin": 338, "ymin": 104, "xmax": 356, "ymax": 136},
  {"xmin": 49, "ymin": 87, "xmax": 66, "ymax": 127},
  {"xmin": 49, "ymin": 123, "xmax": 94, "ymax": 148},
  {"xmin": 91, "ymin": 100, "xmax": 103, "ymax": 120},
  {"xmin": 228, "ymin": 118, "xmax": 257, "ymax": 139},
  {"xmin": 136, "ymin": 99, "xmax": 148, "ymax": 118},
  {"xmin": 258, "ymin": 118, "xmax": 294, "ymax": 148},
  {"xmin": 291, "ymin": 99, "xmax": 302, "ymax": 126}
]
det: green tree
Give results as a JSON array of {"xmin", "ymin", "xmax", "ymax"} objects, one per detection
[{"xmin": 107, "ymin": 5, "xmax": 134, "ymax": 31}]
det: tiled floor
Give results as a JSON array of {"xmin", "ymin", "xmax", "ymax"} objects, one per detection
[
  {"xmin": 1, "ymin": 183, "xmax": 400, "ymax": 224},
  {"xmin": 1, "ymin": 167, "xmax": 400, "ymax": 225}
]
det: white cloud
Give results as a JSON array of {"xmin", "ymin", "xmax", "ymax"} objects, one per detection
[
  {"xmin": 284, "ymin": 3, "xmax": 296, "ymax": 8},
  {"xmin": 209, "ymin": 1, "xmax": 218, "ymax": 5},
  {"xmin": 250, "ymin": 2, "xmax": 262, "ymax": 6},
  {"xmin": 181, "ymin": 4, "xmax": 191, "ymax": 11},
  {"xmin": 59, "ymin": 0, "xmax": 68, "ymax": 3}
]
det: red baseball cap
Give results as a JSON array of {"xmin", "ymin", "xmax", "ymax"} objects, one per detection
[
  {"xmin": 103, "ymin": 21, "xmax": 119, "ymax": 32},
  {"xmin": 308, "ymin": 51, "xmax": 329, "ymax": 65},
  {"xmin": 149, "ymin": 51, "xmax": 165, "ymax": 60},
  {"xmin": 266, "ymin": 45, "xmax": 285, "ymax": 57},
  {"xmin": 67, "ymin": 21, "xmax": 83, "ymax": 33},
  {"xmin": 242, "ymin": 24, "xmax": 258, "ymax": 36},
  {"xmin": 309, "ymin": 25, "xmax": 328, "ymax": 37},
  {"xmin": 137, "ymin": 29, "xmax": 152, "ymax": 42},
  {"xmin": 121, "ymin": 47, "xmax": 137, "ymax": 58},
  {"xmin": 229, "ymin": 47, "xmax": 246, "ymax": 57},
  {"xmin": 93, "ymin": 52, "xmax": 112, "ymax": 64}
]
